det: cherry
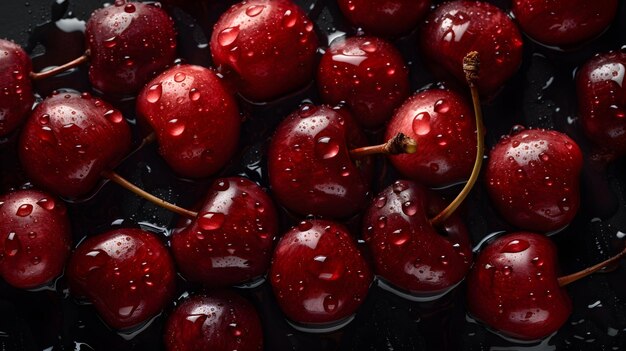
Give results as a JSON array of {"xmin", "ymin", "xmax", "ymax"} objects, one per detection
[
  {"xmin": 317, "ymin": 36, "xmax": 410, "ymax": 129},
  {"xmin": 385, "ymin": 88, "xmax": 477, "ymax": 188},
  {"xmin": 0, "ymin": 189, "xmax": 71, "ymax": 289},
  {"xmin": 19, "ymin": 92, "xmax": 131, "ymax": 199},
  {"xmin": 67, "ymin": 228, "xmax": 176, "ymax": 330},
  {"xmin": 86, "ymin": 0, "xmax": 177, "ymax": 96},
  {"xmin": 269, "ymin": 219, "xmax": 372, "ymax": 329},
  {"xmin": 420, "ymin": 1, "xmax": 523, "ymax": 96},
  {"xmin": 0, "ymin": 39, "xmax": 35, "ymax": 137},
  {"xmin": 485, "ymin": 127, "xmax": 583, "ymax": 233},
  {"xmin": 363, "ymin": 180, "xmax": 472, "ymax": 300},
  {"xmin": 136, "ymin": 64, "xmax": 241, "ymax": 178},
  {"xmin": 512, "ymin": 0, "xmax": 618, "ymax": 49},
  {"xmin": 164, "ymin": 291, "xmax": 263, "ymax": 351},
  {"xmin": 267, "ymin": 104, "xmax": 373, "ymax": 218},
  {"xmin": 171, "ymin": 177, "xmax": 278, "ymax": 287},
  {"xmin": 336, "ymin": 0, "xmax": 431, "ymax": 37},
  {"xmin": 576, "ymin": 51, "xmax": 626, "ymax": 158},
  {"xmin": 210, "ymin": 0, "xmax": 318, "ymax": 102}
]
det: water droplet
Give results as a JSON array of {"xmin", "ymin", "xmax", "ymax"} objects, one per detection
[
  {"xmin": 391, "ymin": 229, "xmax": 409, "ymax": 246},
  {"xmin": 167, "ymin": 119, "xmax": 185, "ymax": 136},
  {"xmin": 36, "ymin": 198, "xmax": 55, "ymax": 210},
  {"xmin": 412, "ymin": 112, "xmax": 431, "ymax": 135},
  {"xmin": 377, "ymin": 216, "xmax": 387, "ymax": 229},
  {"xmin": 146, "ymin": 83, "xmax": 162, "ymax": 103},
  {"xmin": 245, "ymin": 4, "xmax": 265, "ymax": 17},
  {"xmin": 218, "ymin": 26, "xmax": 240, "ymax": 46},
  {"xmin": 104, "ymin": 109, "xmax": 123, "ymax": 124},
  {"xmin": 323, "ymin": 294, "xmax": 337, "ymax": 312},
  {"xmin": 282, "ymin": 10, "xmax": 297, "ymax": 28},
  {"xmin": 174, "ymin": 72, "xmax": 186, "ymax": 82},
  {"xmin": 38, "ymin": 126, "xmax": 57, "ymax": 144},
  {"xmin": 315, "ymin": 136, "xmax": 340, "ymax": 159},
  {"xmin": 27, "ymin": 232, "xmax": 37, "ymax": 239},
  {"xmin": 103, "ymin": 37, "xmax": 117, "ymax": 48},
  {"xmin": 198, "ymin": 212, "xmax": 225, "ymax": 231},
  {"xmin": 434, "ymin": 99, "xmax": 450, "ymax": 114},
  {"xmin": 298, "ymin": 221, "xmax": 313, "ymax": 231},
  {"xmin": 229, "ymin": 323, "xmax": 243, "ymax": 337},
  {"xmin": 16, "ymin": 204, "xmax": 33, "ymax": 217},
  {"xmin": 392, "ymin": 181, "xmax": 407, "ymax": 193},
  {"xmin": 5, "ymin": 232, "xmax": 21, "ymax": 257},
  {"xmin": 375, "ymin": 196, "xmax": 387, "ymax": 208},
  {"xmin": 402, "ymin": 201, "xmax": 418, "ymax": 216},
  {"xmin": 38, "ymin": 114, "xmax": 50, "ymax": 125},
  {"xmin": 360, "ymin": 41, "xmax": 377, "ymax": 53},
  {"xmin": 124, "ymin": 3, "xmax": 135, "ymax": 13},
  {"xmin": 503, "ymin": 265, "xmax": 512, "ymax": 275},
  {"xmin": 502, "ymin": 239, "xmax": 530, "ymax": 253},
  {"xmin": 531, "ymin": 257, "xmax": 544, "ymax": 267},
  {"xmin": 189, "ymin": 88, "xmax": 201, "ymax": 101},
  {"xmin": 540, "ymin": 153, "xmax": 549, "ymax": 162}
]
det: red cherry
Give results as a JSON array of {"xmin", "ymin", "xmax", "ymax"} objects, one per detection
[
  {"xmin": 485, "ymin": 128, "xmax": 583, "ymax": 233},
  {"xmin": 337, "ymin": 0, "xmax": 431, "ymax": 37},
  {"xmin": 67, "ymin": 228, "xmax": 176, "ymax": 330},
  {"xmin": 171, "ymin": 177, "xmax": 278, "ymax": 287},
  {"xmin": 18, "ymin": 92, "xmax": 131, "ymax": 198},
  {"xmin": 0, "ymin": 189, "xmax": 71, "ymax": 289},
  {"xmin": 467, "ymin": 232, "xmax": 571, "ymax": 341},
  {"xmin": 0, "ymin": 39, "xmax": 34, "ymax": 137},
  {"xmin": 512, "ymin": 0, "xmax": 618, "ymax": 49},
  {"xmin": 267, "ymin": 104, "xmax": 373, "ymax": 218},
  {"xmin": 576, "ymin": 51, "xmax": 626, "ymax": 158},
  {"xmin": 362, "ymin": 180, "xmax": 472, "ymax": 300},
  {"xmin": 317, "ymin": 36, "xmax": 410, "ymax": 129},
  {"xmin": 420, "ymin": 1, "xmax": 523, "ymax": 96},
  {"xmin": 269, "ymin": 219, "xmax": 372, "ymax": 328},
  {"xmin": 385, "ymin": 88, "xmax": 477, "ymax": 187},
  {"xmin": 164, "ymin": 291, "xmax": 263, "ymax": 351},
  {"xmin": 210, "ymin": 0, "xmax": 319, "ymax": 102},
  {"xmin": 86, "ymin": 0, "xmax": 177, "ymax": 96},
  {"xmin": 136, "ymin": 64, "xmax": 241, "ymax": 178}
]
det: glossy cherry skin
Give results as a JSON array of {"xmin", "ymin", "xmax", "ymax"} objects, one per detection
[
  {"xmin": 270, "ymin": 219, "xmax": 372, "ymax": 325},
  {"xmin": 86, "ymin": 0, "xmax": 177, "ymax": 96},
  {"xmin": 420, "ymin": 1, "xmax": 523, "ymax": 96},
  {"xmin": 317, "ymin": 36, "xmax": 410, "ymax": 129},
  {"xmin": 171, "ymin": 177, "xmax": 278, "ymax": 287},
  {"xmin": 385, "ymin": 88, "xmax": 477, "ymax": 187},
  {"xmin": 363, "ymin": 180, "xmax": 472, "ymax": 297},
  {"xmin": 268, "ymin": 104, "xmax": 373, "ymax": 218},
  {"xmin": 512, "ymin": 0, "xmax": 618, "ymax": 49},
  {"xmin": 0, "ymin": 39, "xmax": 34, "ymax": 137},
  {"xmin": 576, "ymin": 51, "xmax": 626, "ymax": 158},
  {"xmin": 164, "ymin": 291, "xmax": 263, "ymax": 351},
  {"xmin": 210, "ymin": 0, "xmax": 318, "ymax": 102},
  {"xmin": 137, "ymin": 65, "xmax": 241, "ymax": 178},
  {"xmin": 467, "ymin": 232, "xmax": 572, "ymax": 341},
  {"xmin": 485, "ymin": 128, "xmax": 583, "ymax": 233},
  {"xmin": 67, "ymin": 228, "xmax": 176, "ymax": 330},
  {"xmin": 0, "ymin": 189, "xmax": 71, "ymax": 289},
  {"xmin": 337, "ymin": 0, "xmax": 431, "ymax": 37},
  {"xmin": 19, "ymin": 92, "xmax": 131, "ymax": 199}
]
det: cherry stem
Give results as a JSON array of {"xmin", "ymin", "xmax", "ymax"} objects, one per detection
[
  {"xmin": 100, "ymin": 169, "xmax": 198, "ymax": 219},
  {"xmin": 349, "ymin": 132, "xmax": 417, "ymax": 158},
  {"xmin": 558, "ymin": 246, "xmax": 626, "ymax": 287},
  {"xmin": 29, "ymin": 50, "xmax": 90, "ymax": 81},
  {"xmin": 430, "ymin": 51, "xmax": 485, "ymax": 227}
]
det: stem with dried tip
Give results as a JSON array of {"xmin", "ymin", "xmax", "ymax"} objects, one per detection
[
  {"xmin": 558, "ymin": 246, "xmax": 626, "ymax": 287},
  {"xmin": 430, "ymin": 51, "xmax": 485, "ymax": 227},
  {"xmin": 350, "ymin": 132, "xmax": 417, "ymax": 158},
  {"xmin": 101, "ymin": 170, "xmax": 198, "ymax": 219},
  {"xmin": 29, "ymin": 50, "xmax": 91, "ymax": 81}
]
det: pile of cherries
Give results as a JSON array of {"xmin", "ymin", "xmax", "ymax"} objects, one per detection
[{"xmin": 1, "ymin": 0, "xmax": 626, "ymax": 350}]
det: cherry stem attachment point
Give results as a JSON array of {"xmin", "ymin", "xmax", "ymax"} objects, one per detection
[
  {"xmin": 558, "ymin": 246, "xmax": 626, "ymax": 287},
  {"xmin": 29, "ymin": 50, "xmax": 91, "ymax": 81},
  {"xmin": 101, "ymin": 169, "xmax": 198, "ymax": 219},
  {"xmin": 349, "ymin": 132, "xmax": 417, "ymax": 158},
  {"xmin": 430, "ymin": 51, "xmax": 485, "ymax": 227}
]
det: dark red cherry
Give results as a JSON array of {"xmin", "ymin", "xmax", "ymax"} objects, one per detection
[
  {"xmin": 19, "ymin": 92, "xmax": 131, "ymax": 198},
  {"xmin": 467, "ymin": 232, "xmax": 571, "ymax": 341},
  {"xmin": 0, "ymin": 189, "xmax": 71, "ymax": 289},
  {"xmin": 86, "ymin": 0, "xmax": 177, "ymax": 96},
  {"xmin": 317, "ymin": 36, "xmax": 410, "ymax": 129},
  {"xmin": 171, "ymin": 177, "xmax": 278, "ymax": 287},
  {"xmin": 136, "ymin": 64, "xmax": 241, "ymax": 178},
  {"xmin": 576, "ymin": 51, "xmax": 626, "ymax": 158},
  {"xmin": 512, "ymin": 0, "xmax": 618, "ymax": 49},
  {"xmin": 337, "ymin": 0, "xmax": 431, "ymax": 37},
  {"xmin": 267, "ymin": 104, "xmax": 373, "ymax": 218},
  {"xmin": 210, "ymin": 0, "xmax": 318, "ymax": 102},
  {"xmin": 67, "ymin": 228, "xmax": 176, "ymax": 330},
  {"xmin": 420, "ymin": 1, "xmax": 523, "ymax": 96},
  {"xmin": 270, "ymin": 219, "xmax": 372, "ymax": 327},
  {"xmin": 0, "ymin": 39, "xmax": 34, "ymax": 136},
  {"xmin": 385, "ymin": 88, "xmax": 477, "ymax": 187},
  {"xmin": 164, "ymin": 291, "xmax": 263, "ymax": 351},
  {"xmin": 363, "ymin": 180, "xmax": 472, "ymax": 299},
  {"xmin": 485, "ymin": 128, "xmax": 583, "ymax": 233}
]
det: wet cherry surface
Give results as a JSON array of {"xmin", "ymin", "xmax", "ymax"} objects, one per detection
[{"xmin": 0, "ymin": 0, "xmax": 626, "ymax": 350}]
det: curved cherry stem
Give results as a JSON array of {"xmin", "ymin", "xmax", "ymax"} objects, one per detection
[
  {"xmin": 29, "ymin": 50, "xmax": 91, "ymax": 81},
  {"xmin": 350, "ymin": 132, "xmax": 417, "ymax": 158},
  {"xmin": 558, "ymin": 246, "xmax": 626, "ymax": 287},
  {"xmin": 101, "ymin": 169, "xmax": 198, "ymax": 219},
  {"xmin": 430, "ymin": 51, "xmax": 485, "ymax": 227}
]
